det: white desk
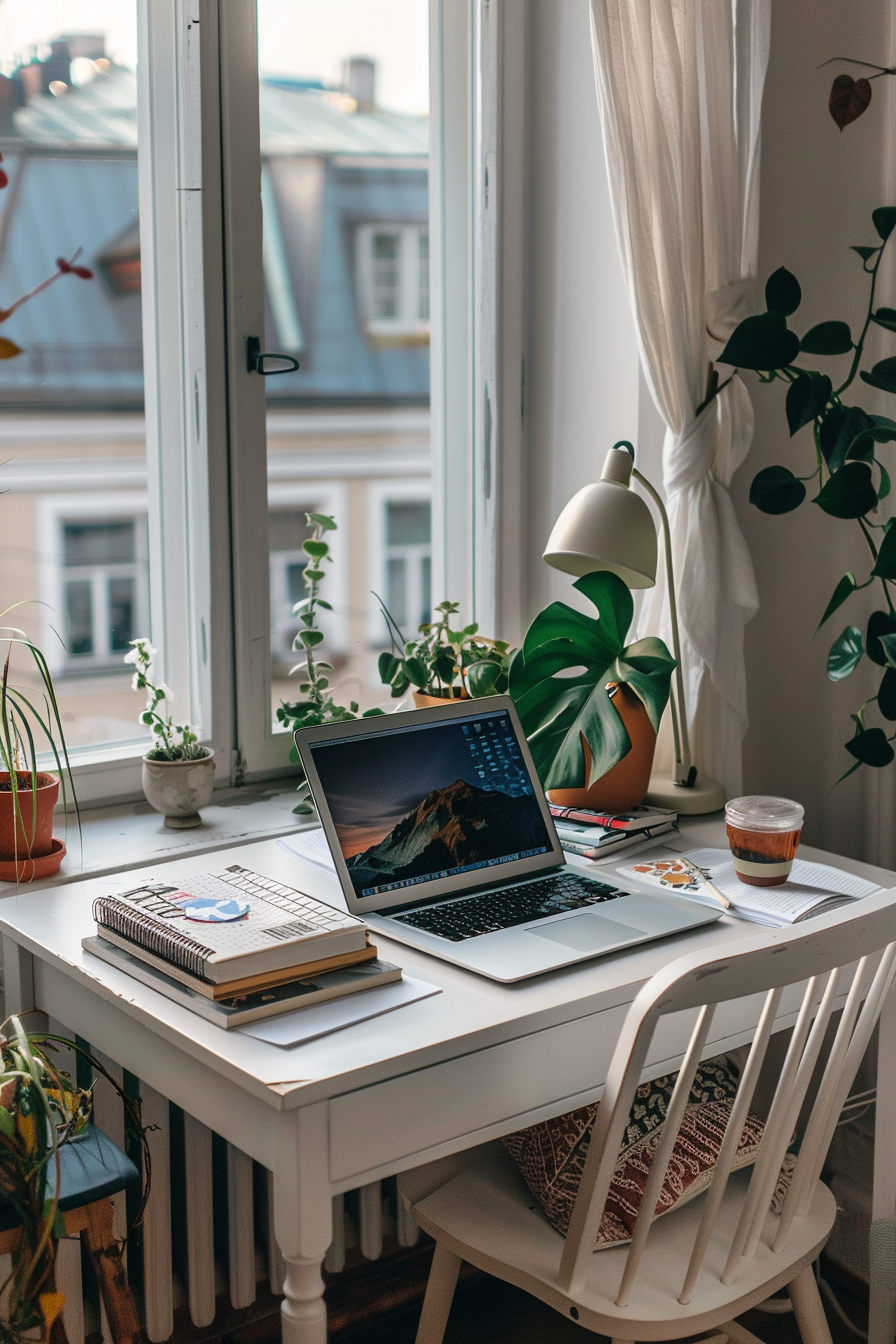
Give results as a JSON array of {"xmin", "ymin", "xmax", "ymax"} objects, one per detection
[{"xmin": 0, "ymin": 820, "xmax": 894, "ymax": 1344}]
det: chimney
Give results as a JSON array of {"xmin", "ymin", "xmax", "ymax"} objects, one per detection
[{"xmin": 343, "ymin": 57, "xmax": 375, "ymax": 111}]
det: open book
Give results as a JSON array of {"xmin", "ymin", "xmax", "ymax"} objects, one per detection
[{"xmin": 618, "ymin": 847, "xmax": 881, "ymax": 927}]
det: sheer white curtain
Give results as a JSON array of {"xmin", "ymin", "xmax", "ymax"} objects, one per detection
[{"xmin": 590, "ymin": 0, "xmax": 769, "ymax": 796}]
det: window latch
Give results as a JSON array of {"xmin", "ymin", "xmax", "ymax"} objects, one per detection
[{"xmin": 246, "ymin": 336, "xmax": 299, "ymax": 376}]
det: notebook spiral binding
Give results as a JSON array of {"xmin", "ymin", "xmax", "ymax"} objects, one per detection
[{"xmin": 93, "ymin": 897, "xmax": 216, "ymax": 977}]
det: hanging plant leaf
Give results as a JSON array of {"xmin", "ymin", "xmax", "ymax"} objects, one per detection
[
  {"xmin": 717, "ymin": 312, "xmax": 800, "ymax": 371},
  {"xmin": 873, "ymin": 207, "xmax": 896, "ymax": 242},
  {"xmin": 786, "ymin": 372, "xmax": 831, "ymax": 435},
  {"xmin": 765, "ymin": 267, "xmax": 801, "ymax": 316},
  {"xmin": 817, "ymin": 572, "xmax": 857, "ymax": 631},
  {"xmin": 853, "ymin": 245, "xmax": 881, "ymax": 263},
  {"xmin": 827, "ymin": 625, "xmax": 864, "ymax": 681},
  {"xmin": 872, "ymin": 307, "xmax": 896, "ymax": 333},
  {"xmin": 879, "ymin": 668, "xmax": 896, "ymax": 721},
  {"xmin": 799, "ymin": 321, "xmax": 853, "ymax": 355},
  {"xmin": 879, "ymin": 464, "xmax": 892, "ymax": 500},
  {"xmin": 829, "ymin": 74, "xmax": 872, "ymax": 130},
  {"xmin": 866, "ymin": 610, "xmax": 896, "ymax": 665},
  {"xmin": 846, "ymin": 435, "xmax": 875, "ymax": 462},
  {"xmin": 860, "ymin": 357, "xmax": 896, "ymax": 394},
  {"xmin": 845, "ymin": 727, "xmax": 894, "ymax": 767},
  {"xmin": 813, "ymin": 461, "xmax": 878, "ymax": 518},
  {"xmin": 749, "ymin": 465, "xmax": 806, "ymax": 514},
  {"xmin": 819, "ymin": 406, "xmax": 875, "ymax": 474},
  {"xmin": 872, "ymin": 524, "xmax": 896, "ymax": 580},
  {"xmin": 0, "ymin": 337, "xmax": 21, "ymax": 359},
  {"xmin": 509, "ymin": 571, "xmax": 675, "ymax": 790},
  {"xmin": 869, "ymin": 414, "xmax": 896, "ymax": 442},
  {"xmin": 879, "ymin": 633, "xmax": 896, "ymax": 670}
]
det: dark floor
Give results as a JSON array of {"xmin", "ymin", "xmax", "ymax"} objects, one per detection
[{"xmin": 338, "ymin": 1269, "xmax": 869, "ymax": 1344}]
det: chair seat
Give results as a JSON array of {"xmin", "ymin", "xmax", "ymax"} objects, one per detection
[
  {"xmin": 410, "ymin": 1142, "xmax": 837, "ymax": 1343},
  {"xmin": 0, "ymin": 1124, "xmax": 140, "ymax": 1233}
]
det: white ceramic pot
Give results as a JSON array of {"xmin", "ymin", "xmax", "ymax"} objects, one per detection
[{"xmin": 142, "ymin": 750, "xmax": 216, "ymax": 829}]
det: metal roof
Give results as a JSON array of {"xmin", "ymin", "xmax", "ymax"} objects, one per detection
[{"xmin": 12, "ymin": 66, "xmax": 428, "ymax": 158}]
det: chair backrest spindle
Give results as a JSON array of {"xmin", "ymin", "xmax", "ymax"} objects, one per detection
[
  {"xmin": 677, "ymin": 985, "xmax": 782, "ymax": 1305},
  {"xmin": 614, "ymin": 1003, "xmax": 715, "ymax": 1307}
]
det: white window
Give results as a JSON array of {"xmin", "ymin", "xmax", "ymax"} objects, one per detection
[
  {"xmin": 356, "ymin": 224, "xmax": 430, "ymax": 338},
  {"xmin": 60, "ymin": 515, "xmax": 149, "ymax": 670},
  {"xmin": 383, "ymin": 498, "xmax": 431, "ymax": 633}
]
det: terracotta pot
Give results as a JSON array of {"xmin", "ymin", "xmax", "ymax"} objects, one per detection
[
  {"xmin": 142, "ymin": 749, "xmax": 216, "ymax": 829},
  {"xmin": 546, "ymin": 682, "xmax": 657, "ymax": 813},
  {"xmin": 0, "ymin": 772, "xmax": 58, "ymax": 861},
  {"xmin": 412, "ymin": 690, "xmax": 469, "ymax": 709}
]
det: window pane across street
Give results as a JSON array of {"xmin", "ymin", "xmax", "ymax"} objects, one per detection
[{"xmin": 256, "ymin": 0, "xmax": 432, "ymax": 723}]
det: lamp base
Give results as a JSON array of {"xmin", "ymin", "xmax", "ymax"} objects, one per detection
[{"xmin": 644, "ymin": 772, "xmax": 726, "ymax": 816}]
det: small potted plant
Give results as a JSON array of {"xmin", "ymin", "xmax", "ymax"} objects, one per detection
[
  {"xmin": 0, "ymin": 609, "xmax": 78, "ymax": 883},
  {"xmin": 378, "ymin": 600, "xmax": 514, "ymax": 705},
  {"xmin": 509, "ymin": 572, "xmax": 676, "ymax": 811},
  {"xmin": 126, "ymin": 638, "xmax": 215, "ymax": 829},
  {"xmin": 277, "ymin": 514, "xmax": 384, "ymax": 813}
]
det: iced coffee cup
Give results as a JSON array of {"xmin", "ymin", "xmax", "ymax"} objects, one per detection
[{"xmin": 725, "ymin": 796, "xmax": 804, "ymax": 887}]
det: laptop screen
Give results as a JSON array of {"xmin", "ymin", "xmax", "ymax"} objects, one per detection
[{"xmin": 304, "ymin": 705, "xmax": 559, "ymax": 908}]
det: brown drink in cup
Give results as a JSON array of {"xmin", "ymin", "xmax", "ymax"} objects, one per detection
[{"xmin": 725, "ymin": 796, "xmax": 804, "ymax": 887}]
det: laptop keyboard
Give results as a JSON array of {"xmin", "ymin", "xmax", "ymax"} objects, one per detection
[{"xmin": 390, "ymin": 872, "xmax": 629, "ymax": 942}]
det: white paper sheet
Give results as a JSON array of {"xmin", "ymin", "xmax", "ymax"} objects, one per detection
[
  {"xmin": 236, "ymin": 975, "xmax": 442, "ymax": 1047},
  {"xmin": 277, "ymin": 828, "xmax": 337, "ymax": 873}
]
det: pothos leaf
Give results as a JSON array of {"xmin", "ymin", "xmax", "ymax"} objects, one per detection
[
  {"xmin": 878, "ymin": 633, "xmax": 896, "ymax": 670},
  {"xmin": 878, "ymin": 668, "xmax": 896, "ymax": 721},
  {"xmin": 765, "ymin": 266, "xmax": 801, "ymax": 316},
  {"xmin": 786, "ymin": 372, "xmax": 831, "ymax": 436},
  {"xmin": 867, "ymin": 610, "xmax": 896, "ymax": 666},
  {"xmin": 845, "ymin": 727, "xmax": 894, "ymax": 767},
  {"xmin": 813, "ymin": 461, "xmax": 878, "ymax": 519},
  {"xmin": 816, "ymin": 573, "xmax": 857, "ymax": 632},
  {"xmin": 829, "ymin": 74, "xmax": 872, "ymax": 130},
  {"xmin": 827, "ymin": 625, "xmax": 864, "ymax": 681},
  {"xmin": 749, "ymin": 465, "xmax": 806, "ymax": 514}
]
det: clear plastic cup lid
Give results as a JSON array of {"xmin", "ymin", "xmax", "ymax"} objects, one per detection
[{"xmin": 725, "ymin": 795, "xmax": 804, "ymax": 832}]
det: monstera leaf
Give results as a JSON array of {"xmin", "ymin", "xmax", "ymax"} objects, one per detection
[{"xmin": 509, "ymin": 571, "xmax": 676, "ymax": 791}]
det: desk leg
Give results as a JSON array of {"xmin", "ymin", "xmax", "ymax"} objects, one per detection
[
  {"xmin": 2, "ymin": 936, "xmax": 34, "ymax": 1016},
  {"xmin": 272, "ymin": 1104, "xmax": 332, "ymax": 1344},
  {"xmin": 871, "ymin": 984, "xmax": 896, "ymax": 1344}
]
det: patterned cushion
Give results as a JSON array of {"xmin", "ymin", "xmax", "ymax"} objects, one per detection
[{"xmin": 502, "ymin": 1056, "xmax": 765, "ymax": 1249}]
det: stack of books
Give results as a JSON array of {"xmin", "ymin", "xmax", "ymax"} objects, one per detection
[
  {"xmin": 548, "ymin": 803, "xmax": 678, "ymax": 860},
  {"xmin": 82, "ymin": 864, "xmax": 401, "ymax": 1028}
]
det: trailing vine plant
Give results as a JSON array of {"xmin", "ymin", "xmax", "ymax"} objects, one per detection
[
  {"xmin": 277, "ymin": 514, "xmax": 382, "ymax": 813},
  {"xmin": 717, "ymin": 209, "xmax": 896, "ymax": 780}
]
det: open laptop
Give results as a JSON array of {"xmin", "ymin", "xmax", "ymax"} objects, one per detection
[{"xmin": 293, "ymin": 696, "xmax": 722, "ymax": 982}]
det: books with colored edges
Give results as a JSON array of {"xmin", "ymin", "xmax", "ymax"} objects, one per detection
[
  {"xmin": 92, "ymin": 864, "xmax": 368, "ymax": 984},
  {"xmin": 82, "ymin": 935, "xmax": 402, "ymax": 1028},
  {"xmin": 93, "ymin": 926, "xmax": 378, "ymax": 999},
  {"xmin": 548, "ymin": 803, "xmax": 678, "ymax": 833},
  {"xmin": 556, "ymin": 820, "xmax": 678, "ymax": 860}
]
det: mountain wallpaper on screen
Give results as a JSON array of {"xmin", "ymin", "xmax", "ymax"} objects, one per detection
[{"xmin": 346, "ymin": 778, "xmax": 547, "ymax": 890}]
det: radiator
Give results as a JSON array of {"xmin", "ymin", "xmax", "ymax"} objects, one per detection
[{"xmin": 40, "ymin": 1019, "xmax": 419, "ymax": 1343}]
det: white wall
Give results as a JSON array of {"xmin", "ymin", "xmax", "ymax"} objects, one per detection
[
  {"xmin": 524, "ymin": 0, "xmax": 641, "ymax": 620},
  {"xmin": 739, "ymin": 0, "xmax": 896, "ymax": 860}
]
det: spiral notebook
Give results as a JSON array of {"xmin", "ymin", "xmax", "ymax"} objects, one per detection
[{"xmin": 92, "ymin": 864, "xmax": 368, "ymax": 984}]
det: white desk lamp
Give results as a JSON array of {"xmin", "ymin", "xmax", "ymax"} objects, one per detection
[{"xmin": 543, "ymin": 441, "xmax": 725, "ymax": 815}]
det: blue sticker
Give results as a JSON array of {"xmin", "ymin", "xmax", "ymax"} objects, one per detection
[{"xmin": 176, "ymin": 894, "xmax": 250, "ymax": 923}]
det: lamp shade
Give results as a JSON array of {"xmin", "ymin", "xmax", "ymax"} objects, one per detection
[{"xmin": 543, "ymin": 447, "xmax": 658, "ymax": 588}]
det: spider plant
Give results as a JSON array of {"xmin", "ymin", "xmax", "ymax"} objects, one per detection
[{"xmin": 0, "ymin": 606, "xmax": 79, "ymax": 866}]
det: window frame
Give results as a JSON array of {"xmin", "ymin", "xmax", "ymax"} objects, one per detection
[{"xmin": 30, "ymin": 0, "xmax": 518, "ymax": 803}]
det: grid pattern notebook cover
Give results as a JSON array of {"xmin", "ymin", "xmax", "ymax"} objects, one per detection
[{"xmin": 92, "ymin": 864, "xmax": 367, "ymax": 983}]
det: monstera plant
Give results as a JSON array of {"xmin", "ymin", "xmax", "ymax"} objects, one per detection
[
  {"xmin": 509, "ymin": 571, "xmax": 676, "ymax": 793},
  {"xmin": 717, "ymin": 207, "xmax": 896, "ymax": 781}
]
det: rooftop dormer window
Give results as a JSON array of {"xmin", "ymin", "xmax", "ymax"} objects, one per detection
[{"xmin": 356, "ymin": 223, "xmax": 429, "ymax": 342}]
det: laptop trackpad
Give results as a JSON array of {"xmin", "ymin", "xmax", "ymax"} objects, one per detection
[{"xmin": 529, "ymin": 912, "xmax": 647, "ymax": 951}]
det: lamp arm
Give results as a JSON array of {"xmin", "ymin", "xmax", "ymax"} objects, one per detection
[{"xmin": 632, "ymin": 467, "xmax": 693, "ymax": 785}]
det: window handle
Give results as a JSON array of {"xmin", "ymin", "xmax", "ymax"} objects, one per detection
[{"xmin": 246, "ymin": 335, "xmax": 300, "ymax": 376}]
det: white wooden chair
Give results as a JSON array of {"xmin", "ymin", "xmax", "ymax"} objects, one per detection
[{"xmin": 400, "ymin": 896, "xmax": 896, "ymax": 1344}]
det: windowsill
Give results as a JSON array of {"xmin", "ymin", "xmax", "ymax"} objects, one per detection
[{"xmin": 0, "ymin": 783, "xmax": 313, "ymax": 894}]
